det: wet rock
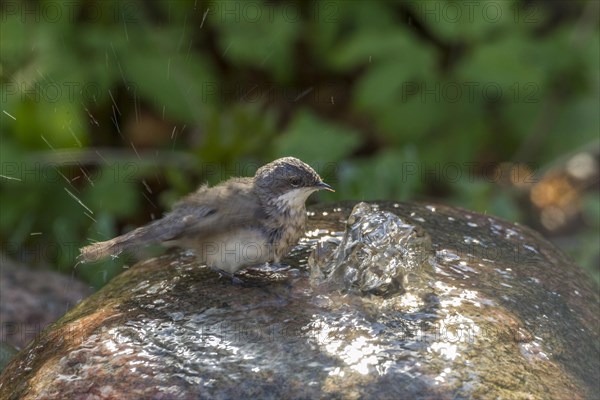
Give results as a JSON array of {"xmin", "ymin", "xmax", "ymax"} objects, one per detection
[{"xmin": 0, "ymin": 202, "xmax": 598, "ymax": 399}]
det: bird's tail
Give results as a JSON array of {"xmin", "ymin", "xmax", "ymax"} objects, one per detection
[{"xmin": 79, "ymin": 219, "xmax": 171, "ymax": 263}]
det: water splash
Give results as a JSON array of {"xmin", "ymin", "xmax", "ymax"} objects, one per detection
[{"xmin": 309, "ymin": 202, "xmax": 434, "ymax": 297}]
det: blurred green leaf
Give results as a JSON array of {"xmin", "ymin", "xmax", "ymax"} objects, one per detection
[
  {"xmin": 12, "ymin": 100, "xmax": 87, "ymax": 149},
  {"xmin": 211, "ymin": 0, "xmax": 299, "ymax": 81},
  {"xmin": 407, "ymin": 0, "xmax": 534, "ymax": 42},
  {"xmin": 343, "ymin": 31, "xmax": 437, "ymax": 141},
  {"xmin": 542, "ymin": 94, "xmax": 600, "ymax": 164},
  {"xmin": 330, "ymin": 31, "xmax": 413, "ymax": 70},
  {"xmin": 350, "ymin": 34, "xmax": 435, "ymax": 106},
  {"xmin": 275, "ymin": 110, "xmax": 361, "ymax": 166},
  {"xmin": 0, "ymin": 11, "xmax": 29, "ymax": 71},
  {"xmin": 582, "ymin": 193, "xmax": 600, "ymax": 228},
  {"xmin": 198, "ymin": 103, "xmax": 277, "ymax": 166},
  {"xmin": 456, "ymin": 31, "xmax": 542, "ymax": 87},
  {"xmin": 84, "ymin": 165, "xmax": 140, "ymax": 218},
  {"xmin": 118, "ymin": 28, "xmax": 215, "ymax": 125},
  {"xmin": 335, "ymin": 147, "xmax": 422, "ymax": 201},
  {"xmin": 565, "ymin": 229, "xmax": 600, "ymax": 285},
  {"xmin": 306, "ymin": 1, "xmax": 397, "ymax": 65}
]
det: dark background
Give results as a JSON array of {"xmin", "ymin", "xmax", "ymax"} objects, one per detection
[{"xmin": 1, "ymin": 0, "xmax": 598, "ymax": 290}]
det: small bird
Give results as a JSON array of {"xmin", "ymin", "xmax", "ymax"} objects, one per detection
[{"xmin": 79, "ymin": 157, "xmax": 333, "ymax": 275}]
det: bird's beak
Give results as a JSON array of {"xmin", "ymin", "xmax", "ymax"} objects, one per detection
[{"xmin": 316, "ymin": 181, "xmax": 335, "ymax": 192}]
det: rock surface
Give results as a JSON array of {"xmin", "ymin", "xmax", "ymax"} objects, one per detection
[{"xmin": 0, "ymin": 201, "xmax": 598, "ymax": 399}]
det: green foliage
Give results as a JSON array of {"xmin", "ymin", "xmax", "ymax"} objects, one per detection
[
  {"xmin": 13, "ymin": 100, "xmax": 87, "ymax": 149},
  {"xmin": 275, "ymin": 110, "xmax": 361, "ymax": 166},
  {"xmin": 569, "ymin": 194, "xmax": 600, "ymax": 284},
  {"xmin": 119, "ymin": 33, "xmax": 215, "ymax": 125},
  {"xmin": 337, "ymin": 147, "xmax": 423, "ymax": 201},
  {"xmin": 214, "ymin": 1, "xmax": 300, "ymax": 81},
  {"xmin": 84, "ymin": 167, "xmax": 141, "ymax": 217},
  {"xmin": 1, "ymin": 0, "xmax": 598, "ymax": 287}
]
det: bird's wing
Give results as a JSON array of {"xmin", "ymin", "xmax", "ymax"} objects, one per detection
[
  {"xmin": 168, "ymin": 177, "xmax": 266, "ymax": 240},
  {"xmin": 79, "ymin": 178, "xmax": 264, "ymax": 262}
]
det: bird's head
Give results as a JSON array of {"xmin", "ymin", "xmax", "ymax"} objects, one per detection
[{"xmin": 254, "ymin": 157, "xmax": 333, "ymax": 209}]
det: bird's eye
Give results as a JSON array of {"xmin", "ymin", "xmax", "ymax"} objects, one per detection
[{"xmin": 289, "ymin": 177, "xmax": 301, "ymax": 187}]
